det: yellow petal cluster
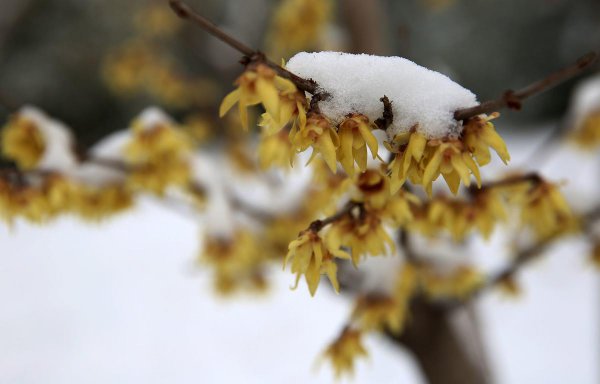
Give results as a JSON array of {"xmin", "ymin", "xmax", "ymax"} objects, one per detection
[
  {"xmin": 570, "ymin": 110, "xmax": 600, "ymax": 150},
  {"xmin": 258, "ymin": 129, "xmax": 294, "ymax": 170},
  {"xmin": 327, "ymin": 212, "xmax": 395, "ymax": 266},
  {"xmin": 124, "ymin": 120, "xmax": 191, "ymax": 195},
  {"xmin": 388, "ymin": 114, "xmax": 509, "ymax": 195},
  {"xmin": 463, "ymin": 113, "xmax": 510, "ymax": 166},
  {"xmin": 351, "ymin": 295, "xmax": 403, "ymax": 333},
  {"xmin": 220, "ymin": 64, "xmax": 306, "ymax": 131},
  {"xmin": 514, "ymin": 180, "xmax": 574, "ymax": 240},
  {"xmin": 1, "ymin": 115, "xmax": 46, "ymax": 170},
  {"xmin": 322, "ymin": 328, "xmax": 368, "ymax": 379},
  {"xmin": 417, "ymin": 189, "xmax": 507, "ymax": 241},
  {"xmin": 284, "ymin": 229, "xmax": 350, "ymax": 296},
  {"xmin": 103, "ymin": 40, "xmax": 218, "ymax": 108},
  {"xmin": 0, "ymin": 174, "xmax": 133, "ymax": 224},
  {"xmin": 337, "ymin": 114, "xmax": 379, "ymax": 176},
  {"xmin": 201, "ymin": 231, "xmax": 269, "ymax": 296},
  {"xmin": 266, "ymin": 0, "xmax": 333, "ymax": 59},
  {"xmin": 290, "ymin": 113, "xmax": 339, "ymax": 172},
  {"xmin": 352, "ymin": 168, "xmax": 419, "ymax": 227}
]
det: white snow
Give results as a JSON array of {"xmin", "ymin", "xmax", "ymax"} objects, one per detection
[
  {"xmin": 286, "ymin": 52, "xmax": 478, "ymax": 139},
  {"xmin": 18, "ymin": 106, "xmax": 78, "ymax": 172}
]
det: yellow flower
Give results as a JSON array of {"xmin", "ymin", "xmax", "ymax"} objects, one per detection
[
  {"xmin": 134, "ymin": 3, "xmax": 180, "ymax": 38},
  {"xmin": 382, "ymin": 189, "xmax": 420, "ymax": 228},
  {"xmin": 463, "ymin": 113, "xmax": 510, "ymax": 166},
  {"xmin": 570, "ymin": 110, "xmax": 600, "ymax": 150},
  {"xmin": 322, "ymin": 328, "xmax": 368, "ymax": 379},
  {"xmin": 351, "ymin": 168, "xmax": 420, "ymax": 228},
  {"xmin": 387, "ymin": 114, "xmax": 509, "ymax": 195},
  {"xmin": 422, "ymin": 139, "xmax": 481, "ymax": 195},
  {"xmin": 1, "ymin": 115, "xmax": 46, "ymax": 170},
  {"xmin": 181, "ymin": 114, "xmax": 214, "ymax": 145},
  {"xmin": 258, "ymin": 91, "xmax": 307, "ymax": 135},
  {"xmin": 517, "ymin": 180, "xmax": 574, "ymax": 239},
  {"xmin": 387, "ymin": 130, "xmax": 427, "ymax": 193},
  {"xmin": 352, "ymin": 294, "xmax": 403, "ymax": 333},
  {"xmin": 290, "ymin": 113, "xmax": 339, "ymax": 172},
  {"xmin": 284, "ymin": 229, "xmax": 350, "ymax": 296},
  {"xmin": 72, "ymin": 184, "xmax": 133, "ymax": 221},
  {"xmin": 336, "ymin": 114, "xmax": 379, "ymax": 176},
  {"xmin": 353, "ymin": 168, "xmax": 390, "ymax": 210},
  {"xmin": 201, "ymin": 231, "xmax": 269, "ymax": 296},
  {"xmin": 220, "ymin": 64, "xmax": 302, "ymax": 130},
  {"xmin": 420, "ymin": 189, "xmax": 507, "ymax": 241},
  {"xmin": 266, "ymin": 0, "xmax": 333, "ymax": 59},
  {"xmin": 258, "ymin": 129, "xmax": 294, "ymax": 170},
  {"xmin": 327, "ymin": 211, "xmax": 395, "ymax": 266},
  {"xmin": 124, "ymin": 119, "xmax": 191, "ymax": 195}
]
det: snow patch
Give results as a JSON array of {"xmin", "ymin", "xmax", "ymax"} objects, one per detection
[
  {"xmin": 19, "ymin": 106, "xmax": 78, "ymax": 172},
  {"xmin": 287, "ymin": 52, "xmax": 478, "ymax": 139}
]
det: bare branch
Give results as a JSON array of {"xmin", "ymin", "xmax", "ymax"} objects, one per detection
[
  {"xmin": 168, "ymin": 0, "xmax": 255, "ymax": 57},
  {"xmin": 168, "ymin": 0, "xmax": 320, "ymax": 94},
  {"xmin": 454, "ymin": 51, "xmax": 599, "ymax": 121},
  {"xmin": 308, "ymin": 201, "xmax": 362, "ymax": 233}
]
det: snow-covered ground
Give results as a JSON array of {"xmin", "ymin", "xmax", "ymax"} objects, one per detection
[{"xmin": 0, "ymin": 128, "xmax": 598, "ymax": 383}]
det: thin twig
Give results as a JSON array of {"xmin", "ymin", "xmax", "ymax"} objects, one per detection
[
  {"xmin": 308, "ymin": 201, "xmax": 362, "ymax": 232},
  {"xmin": 168, "ymin": 0, "xmax": 254, "ymax": 57},
  {"xmin": 448, "ymin": 205, "xmax": 600, "ymax": 309},
  {"xmin": 169, "ymin": 0, "xmax": 320, "ymax": 94},
  {"xmin": 469, "ymin": 172, "xmax": 542, "ymax": 195},
  {"xmin": 454, "ymin": 51, "xmax": 599, "ymax": 121}
]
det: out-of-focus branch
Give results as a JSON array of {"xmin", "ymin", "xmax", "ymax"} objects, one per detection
[
  {"xmin": 308, "ymin": 201, "xmax": 363, "ymax": 232},
  {"xmin": 454, "ymin": 51, "xmax": 599, "ymax": 121},
  {"xmin": 453, "ymin": 205, "xmax": 600, "ymax": 307},
  {"xmin": 340, "ymin": 0, "xmax": 388, "ymax": 55}
]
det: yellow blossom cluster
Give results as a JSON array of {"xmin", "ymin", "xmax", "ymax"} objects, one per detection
[
  {"xmin": 133, "ymin": 3, "xmax": 181, "ymax": 38},
  {"xmin": 221, "ymin": 64, "xmax": 307, "ymax": 132},
  {"xmin": 415, "ymin": 189, "xmax": 507, "ymax": 241},
  {"xmin": 284, "ymin": 228, "xmax": 351, "ymax": 296},
  {"xmin": 321, "ymin": 327, "xmax": 368, "ymax": 379},
  {"xmin": 200, "ymin": 231, "xmax": 269, "ymax": 296},
  {"xmin": 503, "ymin": 179, "xmax": 575, "ymax": 240},
  {"xmin": 103, "ymin": 40, "xmax": 219, "ymax": 108},
  {"xmin": 388, "ymin": 113, "xmax": 510, "ymax": 195},
  {"xmin": 123, "ymin": 119, "xmax": 192, "ymax": 195},
  {"xmin": 265, "ymin": 0, "xmax": 333, "ymax": 59},
  {"xmin": 0, "ymin": 173, "xmax": 133, "ymax": 224},
  {"xmin": 1, "ymin": 114, "xmax": 46, "ymax": 170}
]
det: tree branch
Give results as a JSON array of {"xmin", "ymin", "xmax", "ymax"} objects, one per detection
[
  {"xmin": 168, "ymin": 0, "xmax": 319, "ymax": 94},
  {"xmin": 308, "ymin": 201, "xmax": 362, "ymax": 232},
  {"xmin": 454, "ymin": 51, "xmax": 599, "ymax": 121}
]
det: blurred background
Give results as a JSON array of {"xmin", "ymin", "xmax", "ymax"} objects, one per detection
[{"xmin": 0, "ymin": 0, "xmax": 599, "ymax": 383}]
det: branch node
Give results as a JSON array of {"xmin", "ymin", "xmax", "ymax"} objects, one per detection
[{"xmin": 375, "ymin": 95, "xmax": 394, "ymax": 130}]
